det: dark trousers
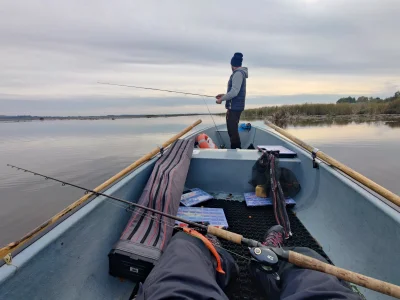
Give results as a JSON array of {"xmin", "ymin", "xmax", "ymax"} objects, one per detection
[
  {"xmin": 226, "ymin": 109, "xmax": 242, "ymax": 149},
  {"xmin": 136, "ymin": 232, "xmax": 362, "ymax": 300}
]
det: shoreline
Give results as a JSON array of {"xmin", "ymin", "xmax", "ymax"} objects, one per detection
[
  {"xmin": 2, "ymin": 113, "xmax": 400, "ymax": 126},
  {"xmin": 0, "ymin": 113, "xmax": 209, "ymax": 123},
  {"xmin": 266, "ymin": 113, "xmax": 400, "ymax": 122},
  {"xmin": 260, "ymin": 114, "xmax": 400, "ymax": 128}
]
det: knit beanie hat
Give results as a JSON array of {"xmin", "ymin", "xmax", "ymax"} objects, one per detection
[{"xmin": 231, "ymin": 52, "xmax": 243, "ymax": 67}]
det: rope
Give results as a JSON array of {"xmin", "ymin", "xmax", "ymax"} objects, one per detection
[
  {"xmin": 3, "ymin": 253, "xmax": 18, "ymax": 270},
  {"xmin": 158, "ymin": 146, "xmax": 164, "ymax": 156},
  {"xmin": 269, "ymin": 153, "xmax": 292, "ymax": 238}
]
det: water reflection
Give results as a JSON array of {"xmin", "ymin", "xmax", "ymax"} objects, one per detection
[
  {"xmin": 258, "ymin": 117, "xmax": 400, "ymax": 129},
  {"xmin": 0, "ymin": 116, "xmax": 222, "ymax": 246},
  {"xmin": 0, "ymin": 115, "xmax": 399, "ymax": 247},
  {"xmin": 385, "ymin": 121, "xmax": 400, "ymax": 128}
]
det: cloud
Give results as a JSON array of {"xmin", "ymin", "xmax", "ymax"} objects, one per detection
[{"xmin": 1, "ymin": 0, "xmax": 399, "ymax": 115}]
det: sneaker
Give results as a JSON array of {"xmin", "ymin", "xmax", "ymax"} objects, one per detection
[
  {"xmin": 249, "ymin": 225, "xmax": 284, "ymax": 299},
  {"xmin": 249, "ymin": 260, "xmax": 281, "ymax": 299},
  {"xmin": 262, "ymin": 225, "xmax": 285, "ymax": 248}
]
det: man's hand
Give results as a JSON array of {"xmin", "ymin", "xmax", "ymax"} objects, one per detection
[{"xmin": 215, "ymin": 94, "xmax": 224, "ymax": 104}]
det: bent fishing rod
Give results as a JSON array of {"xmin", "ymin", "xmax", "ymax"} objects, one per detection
[
  {"xmin": 98, "ymin": 82, "xmax": 226, "ymax": 148},
  {"xmin": 98, "ymin": 82, "xmax": 215, "ymax": 98},
  {"xmin": 6, "ymin": 164, "xmax": 400, "ymax": 298}
]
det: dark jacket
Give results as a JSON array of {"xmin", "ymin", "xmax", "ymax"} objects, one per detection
[{"xmin": 223, "ymin": 67, "xmax": 248, "ymax": 111}]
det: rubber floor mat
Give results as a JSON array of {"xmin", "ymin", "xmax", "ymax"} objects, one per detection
[{"xmin": 204, "ymin": 199, "xmax": 331, "ymax": 300}]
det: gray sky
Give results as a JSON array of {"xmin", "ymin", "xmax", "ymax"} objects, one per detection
[{"xmin": 1, "ymin": 0, "xmax": 399, "ymax": 115}]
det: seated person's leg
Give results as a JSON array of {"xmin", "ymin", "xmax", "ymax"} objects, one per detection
[
  {"xmin": 136, "ymin": 231, "xmax": 237, "ymax": 300},
  {"xmin": 280, "ymin": 247, "xmax": 363, "ymax": 300},
  {"xmin": 250, "ymin": 226, "xmax": 362, "ymax": 300},
  {"xmin": 248, "ymin": 225, "xmax": 284, "ymax": 300},
  {"xmin": 206, "ymin": 234, "xmax": 239, "ymax": 291}
]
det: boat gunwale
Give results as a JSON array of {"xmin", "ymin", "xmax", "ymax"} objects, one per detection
[
  {"xmin": 0, "ymin": 119, "xmax": 202, "ymax": 263},
  {"xmin": 0, "ymin": 154, "xmax": 160, "ymax": 269},
  {"xmin": 196, "ymin": 122, "xmax": 400, "ymax": 212},
  {"xmin": 260, "ymin": 124, "xmax": 400, "ymax": 214},
  {"xmin": 1, "ymin": 123, "xmax": 398, "ymax": 271},
  {"xmin": 190, "ymin": 123, "xmax": 399, "ymax": 215},
  {"xmin": 0, "ymin": 124, "xmax": 206, "ymax": 267}
]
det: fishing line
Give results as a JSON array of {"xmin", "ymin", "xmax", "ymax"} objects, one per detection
[
  {"xmin": 98, "ymin": 82, "xmax": 215, "ymax": 98},
  {"xmin": 122, "ymin": 205, "xmax": 250, "ymax": 260},
  {"xmin": 201, "ymin": 96, "xmax": 225, "ymax": 148},
  {"xmin": 213, "ymin": 244, "xmax": 251, "ymax": 261},
  {"xmin": 123, "ymin": 204, "xmax": 248, "ymax": 260},
  {"xmin": 109, "ymin": 202, "xmax": 250, "ymax": 260},
  {"xmin": 98, "ymin": 82, "xmax": 226, "ymax": 148},
  {"xmin": 7, "ymin": 164, "xmax": 246, "ymax": 259},
  {"xmin": 91, "ymin": 194, "xmax": 248, "ymax": 260},
  {"xmin": 6, "ymin": 164, "xmax": 204, "ymax": 229}
]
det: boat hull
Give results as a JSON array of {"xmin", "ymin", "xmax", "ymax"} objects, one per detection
[{"xmin": 0, "ymin": 124, "xmax": 399, "ymax": 300}]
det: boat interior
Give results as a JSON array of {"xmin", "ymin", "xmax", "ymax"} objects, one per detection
[{"xmin": 0, "ymin": 124, "xmax": 399, "ymax": 300}]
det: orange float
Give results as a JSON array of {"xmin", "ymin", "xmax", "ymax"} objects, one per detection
[{"xmin": 196, "ymin": 133, "xmax": 218, "ymax": 149}]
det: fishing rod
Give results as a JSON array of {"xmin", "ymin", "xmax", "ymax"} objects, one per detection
[
  {"xmin": 98, "ymin": 82, "xmax": 215, "ymax": 98},
  {"xmin": 98, "ymin": 82, "xmax": 226, "ymax": 148},
  {"xmin": 6, "ymin": 164, "xmax": 400, "ymax": 298},
  {"xmin": 6, "ymin": 164, "xmax": 206, "ymax": 230}
]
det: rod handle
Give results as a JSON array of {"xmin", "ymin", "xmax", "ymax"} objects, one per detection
[
  {"xmin": 207, "ymin": 226, "xmax": 243, "ymax": 244},
  {"xmin": 288, "ymin": 251, "xmax": 400, "ymax": 299}
]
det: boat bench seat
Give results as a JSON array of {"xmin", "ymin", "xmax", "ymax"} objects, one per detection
[{"xmin": 186, "ymin": 149, "xmax": 301, "ymax": 193}]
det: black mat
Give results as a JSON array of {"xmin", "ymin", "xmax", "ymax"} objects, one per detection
[{"xmin": 204, "ymin": 199, "xmax": 331, "ymax": 300}]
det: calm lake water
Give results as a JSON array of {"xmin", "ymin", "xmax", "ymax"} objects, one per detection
[{"xmin": 0, "ymin": 116, "xmax": 399, "ymax": 246}]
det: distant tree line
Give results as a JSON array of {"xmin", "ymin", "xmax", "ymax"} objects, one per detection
[
  {"xmin": 0, "ymin": 113, "xmax": 205, "ymax": 122},
  {"xmin": 241, "ymin": 91, "xmax": 400, "ymax": 119},
  {"xmin": 337, "ymin": 91, "xmax": 400, "ymax": 104}
]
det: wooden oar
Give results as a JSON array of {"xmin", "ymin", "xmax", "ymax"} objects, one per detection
[
  {"xmin": 265, "ymin": 120, "xmax": 400, "ymax": 207},
  {"xmin": 0, "ymin": 119, "xmax": 202, "ymax": 260}
]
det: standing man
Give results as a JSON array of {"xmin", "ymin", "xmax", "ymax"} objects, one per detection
[{"xmin": 216, "ymin": 52, "xmax": 248, "ymax": 149}]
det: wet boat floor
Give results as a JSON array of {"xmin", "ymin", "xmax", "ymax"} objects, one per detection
[{"xmin": 205, "ymin": 199, "xmax": 331, "ymax": 300}]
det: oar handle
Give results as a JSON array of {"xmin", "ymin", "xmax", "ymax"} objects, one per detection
[
  {"xmin": 207, "ymin": 226, "xmax": 243, "ymax": 244},
  {"xmin": 288, "ymin": 251, "xmax": 400, "ymax": 299}
]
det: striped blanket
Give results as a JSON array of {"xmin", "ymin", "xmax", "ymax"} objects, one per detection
[{"xmin": 110, "ymin": 138, "xmax": 194, "ymax": 280}]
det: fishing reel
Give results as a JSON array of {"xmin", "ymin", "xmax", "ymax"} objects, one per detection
[{"xmin": 248, "ymin": 246, "xmax": 280, "ymax": 280}]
